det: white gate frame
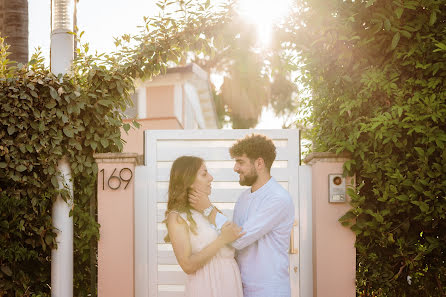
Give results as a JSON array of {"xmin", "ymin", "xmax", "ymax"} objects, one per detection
[{"xmin": 134, "ymin": 129, "xmax": 312, "ymax": 297}]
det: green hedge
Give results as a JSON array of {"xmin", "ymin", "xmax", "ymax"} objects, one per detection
[
  {"xmin": 0, "ymin": 39, "xmax": 131, "ymax": 296},
  {"xmin": 289, "ymin": 0, "xmax": 446, "ymax": 295}
]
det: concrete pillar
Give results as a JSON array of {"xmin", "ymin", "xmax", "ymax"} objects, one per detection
[
  {"xmin": 94, "ymin": 153, "xmax": 141, "ymax": 297},
  {"xmin": 303, "ymin": 152, "xmax": 356, "ymax": 297}
]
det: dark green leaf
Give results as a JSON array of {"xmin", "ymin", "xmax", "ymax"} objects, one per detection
[
  {"xmin": 412, "ymin": 201, "xmax": 429, "ymax": 213},
  {"xmin": 63, "ymin": 127, "xmax": 74, "ymax": 138},
  {"xmin": 100, "ymin": 138, "xmax": 109, "ymax": 148},
  {"xmin": 429, "ymin": 11, "xmax": 436, "ymax": 26},
  {"xmin": 132, "ymin": 120, "xmax": 141, "ymax": 129},
  {"xmin": 16, "ymin": 165, "xmax": 27, "ymax": 172},
  {"xmin": 395, "ymin": 7, "xmax": 403, "ymax": 19},
  {"xmin": 51, "ymin": 176, "xmax": 59, "ymax": 188},
  {"xmin": 435, "ymin": 42, "xmax": 446, "ymax": 51},
  {"xmin": 25, "ymin": 143, "xmax": 34, "ymax": 153},
  {"xmin": 98, "ymin": 100, "xmax": 112, "ymax": 106},
  {"xmin": 123, "ymin": 123, "xmax": 131, "ymax": 132},
  {"xmin": 7, "ymin": 126, "xmax": 15, "ymax": 135},
  {"xmin": 50, "ymin": 87, "xmax": 60, "ymax": 100},
  {"xmin": 400, "ymin": 30, "xmax": 411, "ymax": 38},
  {"xmin": 384, "ymin": 19, "xmax": 391, "ymax": 31},
  {"xmin": 391, "ymin": 32, "xmax": 400, "ymax": 50},
  {"xmin": 396, "ymin": 195, "xmax": 409, "ymax": 201},
  {"xmin": 30, "ymin": 90, "xmax": 38, "ymax": 97},
  {"xmin": 1, "ymin": 265, "xmax": 12, "ymax": 277},
  {"xmin": 46, "ymin": 101, "xmax": 57, "ymax": 109},
  {"xmin": 45, "ymin": 234, "xmax": 53, "ymax": 246},
  {"xmin": 414, "ymin": 147, "xmax": 424, "ymax": 156}
]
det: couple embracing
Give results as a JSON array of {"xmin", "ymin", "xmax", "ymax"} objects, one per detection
[{"xmin": 164, "ymin": 134, "xmax": 295, "ymax": 297}]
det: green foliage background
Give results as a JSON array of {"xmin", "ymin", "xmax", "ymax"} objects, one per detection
[
  {"xmin": 286, "ymin": 0, "xmax": 446, "ymax": 295},
  {"xmin": 0, "ymin": 40, "xmax": 125, "ymax": 296},
  {"xmin": 0, "ymin": 1, "xmax": 230, "ymax": 295},
  {"xmin": 192, "ymin": 14, "xmax": 299, "ymax": 129}
]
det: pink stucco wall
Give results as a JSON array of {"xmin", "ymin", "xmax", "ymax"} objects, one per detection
[
  {"xmin": 121, "ymin": 117, "xmax": 182, "ymax": 155},
  {"xmin": 95, "ymin": 153, "xmax": 138, "ymax": 297},
  {"xmin": 121, "ymin": 84, "xmax": 183, "ymax": 155},
  {"xmin": 146, "ymin": 85, "xmax": 174, "ymax": 118},
  {"xmin": 305, "ymin": 153, "xmax": 356, "ymax": 297}
]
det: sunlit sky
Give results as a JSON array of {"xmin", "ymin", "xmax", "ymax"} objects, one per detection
[
  {"xmin": 28, "ymin": 0, "xmax": 294, "ymax": 128},
  {"xmin": 238, "ymin": 0, "xmax": 293, "ymax": 47}
]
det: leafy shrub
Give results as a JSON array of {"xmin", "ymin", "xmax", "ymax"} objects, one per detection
[{"xmin": 288, "ymin": 0, "xmax": 446, "ymax": 295}]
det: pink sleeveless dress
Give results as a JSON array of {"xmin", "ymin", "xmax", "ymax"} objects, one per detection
[{"xmin": 178, "ymin": 210, "xmax": 243, "ymax": 297}]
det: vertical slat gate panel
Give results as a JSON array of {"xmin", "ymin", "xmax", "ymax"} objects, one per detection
[
  {"xmin": 135, "ymin": 166, "xmax": 150, "ymax": 297},
  {"xmin": 137, "ymin": 129, "xmax": 305, "ymax": 297},
  {"xmin": 299, "ymin": 165, "xmax": 313, "ymax": 297},
  {"xmin": 288, "ymin": 131, "xmax": 300, "ymax": 297},
  {"xmin": 147, "ymin": 132, "xmax": 159, "ymax": 297}
]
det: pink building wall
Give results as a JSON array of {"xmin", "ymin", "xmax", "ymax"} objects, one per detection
[
  {"xmin": 121, "ymin": 84, "xmax": 182, "ymax": 155},
  {"xmin": 121, "ymin": 117, "xmax": 182, "ymax": 155},
  {"xmin": 146, "ymin": 86, "xmax": 175, "ymax": 118},
  {"xmin": 304, "ymin": 152, "xmax": 356, "ymax": 297},
  {"xmin": 94, "ymin": 153, "xmax": 139, "ymax": 297}
]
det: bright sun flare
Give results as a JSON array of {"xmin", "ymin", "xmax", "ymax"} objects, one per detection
[{"xmin": 237, "ymin": 0, "xmax": 293, "ymax": 46}]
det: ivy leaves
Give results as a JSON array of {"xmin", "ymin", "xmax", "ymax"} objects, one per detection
[
  {"xmin": 293, "ymin": 0, "xmax": 446, "ymax": 295},
  {"xmin": 0, "ymin": 40, "xmax": 138, "ymax": 296}
]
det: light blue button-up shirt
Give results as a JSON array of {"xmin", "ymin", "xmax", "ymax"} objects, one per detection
[{"xmin": 215, "ymin": 177, "xmax": 295, "ymax": 297}]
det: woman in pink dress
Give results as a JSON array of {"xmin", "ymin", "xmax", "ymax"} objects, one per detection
[{"xmin": 164, "ymin": 156, "xmax": 244, "ymax": 297}]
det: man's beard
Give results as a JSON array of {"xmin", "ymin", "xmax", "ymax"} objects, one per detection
[{"xmin": 239, "ymin": 168, "xmax": 258, "ymax": 186}]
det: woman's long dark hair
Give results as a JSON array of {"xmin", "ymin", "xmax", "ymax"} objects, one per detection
[{"xmin": 164, "ymin": 155, "xmax": 203, "ymax": 242}]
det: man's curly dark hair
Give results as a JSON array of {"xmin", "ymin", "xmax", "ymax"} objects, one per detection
[{"xmin": 229, "ymin": 134, "xmax": 277, "ymax": 171}]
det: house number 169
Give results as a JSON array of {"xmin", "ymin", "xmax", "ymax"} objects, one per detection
[{"xmin": 99, "ymin": 168, "xmax": 133, "ymax": 190}]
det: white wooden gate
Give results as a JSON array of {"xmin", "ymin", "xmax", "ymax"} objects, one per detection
[{"xmin": 135, "ymin": 129, "xmax": 312, "ymax": 297}]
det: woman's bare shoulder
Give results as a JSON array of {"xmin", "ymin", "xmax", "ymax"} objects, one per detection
[{"xmin": 167, "ymin": 211, "xmax": 187, "ymax": 226}]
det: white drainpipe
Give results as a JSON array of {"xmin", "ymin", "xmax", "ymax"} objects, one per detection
[{"xmin": 50, "ymin": 1, "xmax": 75, "ymax": 296}]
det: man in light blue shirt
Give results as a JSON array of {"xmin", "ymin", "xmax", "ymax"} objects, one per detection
[{"xmin": 189, "ymin": 134, "xmax": 295, "ymax": 297}]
